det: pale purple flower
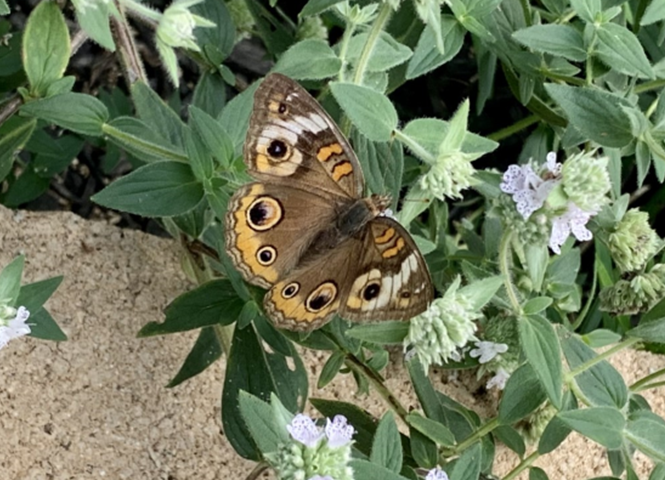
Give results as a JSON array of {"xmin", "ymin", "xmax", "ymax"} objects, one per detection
[
  {"xmin": 0, "ymin": 306, "xmax": 31, "ymax": 350},
  {"xmin": 426, "ymin": 467, "xmax": 450, "ymax": 480},
  {"xmin": 287, "ymin": 414, "xmax": 324, "ymax": 447},
  {"xmin": 548, "ymin": 203, "xmax": 594, "ymax": 254},
  {"xmin": 325, "ymin": 415, "xmax": 355, "ymax": 448},
  {"xmin": 469, "ymin": 340, "xmax": 508, "ymax": 364},
  {"xmin": 500, "ymin": 152, "xmax": 562, "ymax": 220},
  {"xmin": 486, "ymin": 367, "xmax": 510, "ymax": 390}
]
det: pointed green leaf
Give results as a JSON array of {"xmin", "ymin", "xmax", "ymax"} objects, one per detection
[
  {"xmin": 595, "ymin": 23, "xmax": 654, "ymax": 79},
  {"xmin": 346, "ymin": 321, "xmax": 409, "ymax": 344},
  {"xmin": 625, "ymin": 411, "xmax": 665, "ymax": 462},
  {"xmin": 406, "ymin": 413, "xmax": 456, "ymax": 447},
  {"xmin": 0, "ymin": 117, "xmax": 36, "ymax": 182},
  {"xmin": 92, "ymin": 161, "xmax": 204, "ymax": 217},
  {"xmin": 21, "ymin": 93, "xmax": 109, "ymax": 136},
  {"xmin": 371, "ymin": 412, "xmax": 403, "ymax": 472},
  {"xmin": 499, "ymin": 363, "xmax": 547, "ymax": 424},
  {"xmin": 317, "ymin": 350, "xmax": 345, "ymax": 388},
  {"xmin": 347, "ymin": 32, "xmax": 413, "ymax": 72},
  {"xmin": 131, "ymin": 81, "xmax": 186, "ymax": 149},
  {"xmin": 407, "ymin": 15, "xmax": 466, "ymax": 80},
  {"xmin": 167, "ymin": 326, "xmax": 223, "ymax": 387},
  {"xmin": 557, "ymin": 407, "xmax": 625, "ymax": 449},
  {"xmin": 274, "ymin": 39, "xmax": 341, "ymax": 80},
  {"xmin": 330, "ymin": 82, "xmax": 397, "ymax": 142},
  {"xmin": 0, "ymin": 255, "xmax": 24, "ymax": 304},
  {"xmin": 27, "ymin": 307, "xmax": 67, "ymax": 341},
  {"xmin": 15, "ymin": 276, "xmax": 63, "ymax": 313},
  {"xmin": 513, "ymin": 24, "xmax": 586, "ymax": 61},
  {"xmin": 238, "ymin": 391, "xmax": 288, "ymax": 454}
]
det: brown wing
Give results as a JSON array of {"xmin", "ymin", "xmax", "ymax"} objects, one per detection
[
  {"xmin": 224, "ymin": 182, "xmax": 340, "ymax": 289},
  {"xmin": 244, "ymin": 73, "xmax": 364, "ymax": 199},
  {"xmin": 339, "ymin": 217, "xmax": 433, "ymax": 322}
]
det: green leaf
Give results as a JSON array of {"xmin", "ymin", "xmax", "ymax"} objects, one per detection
[
  {"xmin": 223, "ymin": 324, "xmax": 307, "ymax": 459},
  {"xmin": 525, "ymin": 244, "xmax": 548, "ymax": 293},
  {"xmin": 401, "ymin": 118, "xmax": 498, "ymax": 159},
  {"xmin": 523, "ymin": 297, "xmax": 553, "ymax": 315},
  {"xmin": 410, "ymin": 426, "xmax": 438, "ymax": 468},
  {"xmin": 92, "ymin": 161, "xmax": 204, "ymax": 217},
  {"xmin": 22, "ymin": 1, "xmax": 70, "ymax": 96},
  {"xmin": 519, "ymin": 315, "xmax": 563, "ymax": 408},
  {"xmin": 351, "ymin": 130, "xmax": 404, "ymax": 210},
  {"xmin": 538, "ymin": 390, "xmax": 576, "ymax": 454},
  {"xmin": 0, "ymin": 255, "xmax": 24, "ymax": 305},
  {"xmin": 544, "ymin": 84, "xmax": 634, "ymax": 148},
  {"xmin": 2, "ymin": 165, "xmax": 50, "ymax": 207},
  {"xmin": 317, "ymin": 350, "xmax": 345, "ymax": 389},
  {"xmin": 629, "ymin": 317, "xmax": 665, "ymax": 344},
  {"xmin": 371, "ymin": 412, "xmax": 403, "ymax": 472},
  {"xmin": 219, "ymin": 81, "xmax": 259, "ymax": 156},
  {"xmin": 138, "ymin": 279, "xmax": 244, "ymax": 336},
  {"xmin": 330, "ymin": 82, "xmax": 397, "ymax": 142},
  {"xmin": 458, "ymin": 275, "xmax": 504, "ymax": 311},
  {"xmin": 494, "ymin": 425, "xmax": 526, "ymax": 457},
  {"xmin": 595, "ymin": 23, "xmax": 654, "ymax": 79},
  {"xmin": 347, "ymin": 32, "xmax": 413, "ymax": 73},
  {"xmin": 0, "ymin": 0, "xmax": 8, "ymax": 15},
  {"xmin": 75, "ymin": 1, "xmax": 114, "ymax": 51},
  {"xmin": 167, "ymin": 326, "xmax": 222, "ymax": 387},
  {"xmin": 498, "ymin": 363, "xmax": 548, "ymax": 424},
  {"xmin": 529, "ymin": 467, "xmax": 549, "ymax": 480},
  {"xmin": 513, "ymin": 24, "xmax": 585, "ymax": 61},
  {"xmin": 406, "ymin": 413, "xmax": 456, "ymax": 447},
  {"xmin": 570, "ymin": 0, "xmax": 601, "ymax": 22},
  {"xmin": 29, "ymin": 133, "xmax": 83, "ymax": 178},
  {"xmin": 21, "ymin": 93, "xmax": 109, "ymax": 136},
  {"xmin": 192, "ymin": 71, "xmax": 227, "ymax": 119},
  {"xmin": 346, "ymin": 321, "xmax": 409, "ymax": 344},
  {"xmin": 27, "ymin": 307, "xmax": 67, "ymax": 341},
  {"xmin": 557, "ymin": 407, "xmax": 625, "ymax": 449},
  {"xmin": 649, "ymin": 463, "xmax": 665, "ymax": 480},
  {"xmin": 350, "ymin": 459, "xmax": 410, "ymax": 480},
  {"xmin": 407, "ymin": 15, "xmax": 465, "ymax": 80},
  {"xmin": 300, "ymin": 0, "xmax": 344, "ymax": 16},
  {"xmin": 582, "ymin": 329, "xmax": 622, "ymax": 348},
  {"xmin": 641, "ymin": 0, "xmax": 665, "ymax": 26},
  {"xmin": 237, "ymin": 391, "xmax": 288, "ymax": 455},
  {"xmin": 131, "ymin": 82, "xmax": 186, "ymax": 149},
  {"xmin": 0, "ymin": 117, "xmax": 36, "ymax": 182},
  {"xmin": 15, "ymin": 276, "xmax": 62, "ymax": 313},
  {"xmin": 450, "ymin": 442, "xmax": 482, "ymax": 480},
  {"xmin": 185, "ymin": 125, "xmax": 214, "ymax": 182},
  {"xmin": 274, "ymin": 39, "xmax": 342, "ymax": 80},
  {"xmin": 625, "ymin": 411, "xmax": 665, "ymax": 462},
  {"xmin": 406, "ymin": 357, "xmax": 446, "ymax": 422},
  {"xmin": 103, "ymin": 117, "xmax": 187, "ymax": 163},
  {"xmin": 192, "ymin": 0, "xmax": 235, "ymax": 59}
]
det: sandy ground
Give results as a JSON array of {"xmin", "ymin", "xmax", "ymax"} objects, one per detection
[{"xmin": 0, "ymin": 204, "xmax": 663, "ymax": 480}]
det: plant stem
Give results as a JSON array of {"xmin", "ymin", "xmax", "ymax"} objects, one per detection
[
  {"xmin": 501, "ymin": 451, "xmax": 539, "ymax": 480},
  {"xmin": 352, "ymin": 2, "xmax": 392, "ymax": 85},
  {"xmin": 451, "ymin": 418, "xmax": 499, "ymax": 455},
  {"xmin": 519, "ymin": 0, "xmax": 532, "ymax": 27},
  {"xmin": 570, "ymin": 260, "xmax": 597, "ymax": 331},
  {"xmin": 120, "ymin": 0, "xmax": 162, "ymax": 21},
  {"xmin": 487, "ymin": 115, "xmax": 539, "ymax": 142},
  {"xmin": 245, "ymin": 461, "xmax": 269, "ymax": 480},
  {"xmin": 344, "ymin": 354, "xmax": 409, "ymax": 424},
  {"xmin": 499, "ymin": 231, "xmax": 523, "ymax": 315},
  {"xmin": 631, "ymin": 366, "xmax": 665, "ymax": 392},
  {"xmin": 635, "ymin": 79, "xmax": 665, "ymax": 94},
  {"xmin": 565, "ymin": 337, "xmax": 641, "ymax": 380},
  {"xmin": 337, "ymin": 21, "xmax": 358, "ymax": 82},
  {"xmin": 393, "ymin": 129, "xmax": 437, "ymax": 164}
]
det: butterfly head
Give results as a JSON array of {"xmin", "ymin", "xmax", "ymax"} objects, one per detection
[{"xmin": 367, "ymin": 194, "xmax": 392, "ymax": 217}]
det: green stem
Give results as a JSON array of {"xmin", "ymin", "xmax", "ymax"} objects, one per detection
[
  {"xmin": 570, "ymin": 260, "xmax": 597, "ymax": 331},
  {"xmin": 499, "ymin": 230, "xmax": 523, "ymax": 315},
  {"xmin": 633, "ymin": 380, "xmax": 665, "ymax": 391},
  {"xmin": 487, "ymin": 115, "xmax": 539, "ymax": 142},
  {"xmin": 635, "ymin": 79, "xmax": 665, "ymax": 94},
  {"xmin": 337, "ymin": 21, "xmax": 358, "ymax": 82},
  {"xmin": 519, "ymin": 0, "xmax": 532, "ymax": 26},
  {"xmin": 450, "ymin": 418, "xmax": 499, "ymax": 455},
  {"xmin": 631, "ymin": 366, "xmax": 665, "ymax": 392},
  {"xmin": 344, "ymin": 354, "xmax": 409, "ymax": 424},
  {"xmin": 352, "ymin": 2, "xmax": 393, "ymax": 85},
  {"xmin": 565, "ymin": 337, "xmax": 641, "ymax": 380},
  {"xmin": 393, "ymin": 129, "xmax": 436, "ymax": 164},
  {"xmin": 501, "ymin": 451, "xmax": 539, "ymax": 480},
  {"xmin": 119, "ymin": 0, "xmax": 162, "ymax": 21},
  {"xmin": 245, "ymin": 461, "xmax": 270, "ymax": 480}
]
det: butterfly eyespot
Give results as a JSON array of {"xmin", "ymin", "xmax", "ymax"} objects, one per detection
[
  {"xmin": 268, "ymin": 139, "xmax": 288, "ymax": 158},
  {"xmin": 247, "ymin": 196, "xmax": 283, "ymax": 231},
  {"xmin": 278, "ymin": 103, "xmax": 287, "ymax": 114},
  {"xmin": 282, "ymin": 282, "xmax": 300, "ymax": 298},
  {"xmin": 363, "ymin": 283, "xmax": 381, "ymax": 301},
  {"xmin": 400, "ymin": 291, "xmax": 411, "ymax": 299},
  {"xmin": 306, "ymin": 282, "xmax": 337, "ymax": 312},
  {"xmin": 257, "ymin": 245, "xmax": 277, "ymax": 265}
]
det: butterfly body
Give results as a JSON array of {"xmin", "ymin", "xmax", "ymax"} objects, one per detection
[{"xmin": 225, "ymin": 73, "xmax": 433, "ymax": 331}]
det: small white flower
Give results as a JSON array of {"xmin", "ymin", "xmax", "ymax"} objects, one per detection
[
  {"xmin": 0, "ymin": 306, "xmax": 31, "ymax": 350},
  {"xmin": 500, "ymin": 153, "xmax": 561, "ymax": 220},
  {"xmin": 287, "ymin": 414, "xmax": 324, "ymax": 447},
  {"xmin": 426, "ymin": 467, "xmax": 450, "ymax": 480},
  {"xmin": 469, "ymin": 340, "xmax": 508, "ymax": 364},
  {"xmin": 548, "ymin": 202, "xmax": 594, "ymax": 254},
  {"xmin": 325, "ymin": 415, "xmax": 355, "ymax": 448},
  {"xmin": 486, "ymin": 367, "xmax": 510, "ymax": 390}
]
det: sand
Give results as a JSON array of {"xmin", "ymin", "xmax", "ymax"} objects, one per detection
[{"xmin": 1, "ymin": 204, "xmax": 663, "ymax": 479}]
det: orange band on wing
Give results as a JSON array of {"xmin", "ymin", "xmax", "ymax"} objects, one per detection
[
  {"xmin": 374, "ymin": 227, "xmax": 395, "ymax": 245},
  {"xmin": 382, "ymin": 237, "xmax": 405, "ymax": 258},
  {"xmin": 317, "ymin": 143, "xmax": 343, "ymax": 162},
  {"xmin": 332, "ymin": 161, "xmax": 353, "ymax": 181}
]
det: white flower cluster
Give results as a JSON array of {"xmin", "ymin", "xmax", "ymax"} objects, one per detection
[
  {"xmin": 0, "ymin": 306, "xmax": 31, "ymax": 350},
  {"xmin": 287, "ymin": 414, "xmax": 355, "ymax": 449},
  {"xmin": 500, "ymin": 152, "xmax": 595, "ymax": 254}
]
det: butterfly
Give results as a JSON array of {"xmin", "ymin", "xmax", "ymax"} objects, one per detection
[{"xmin": 224, "ymin": 73, "xmax": 433, "ymax": 331}]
